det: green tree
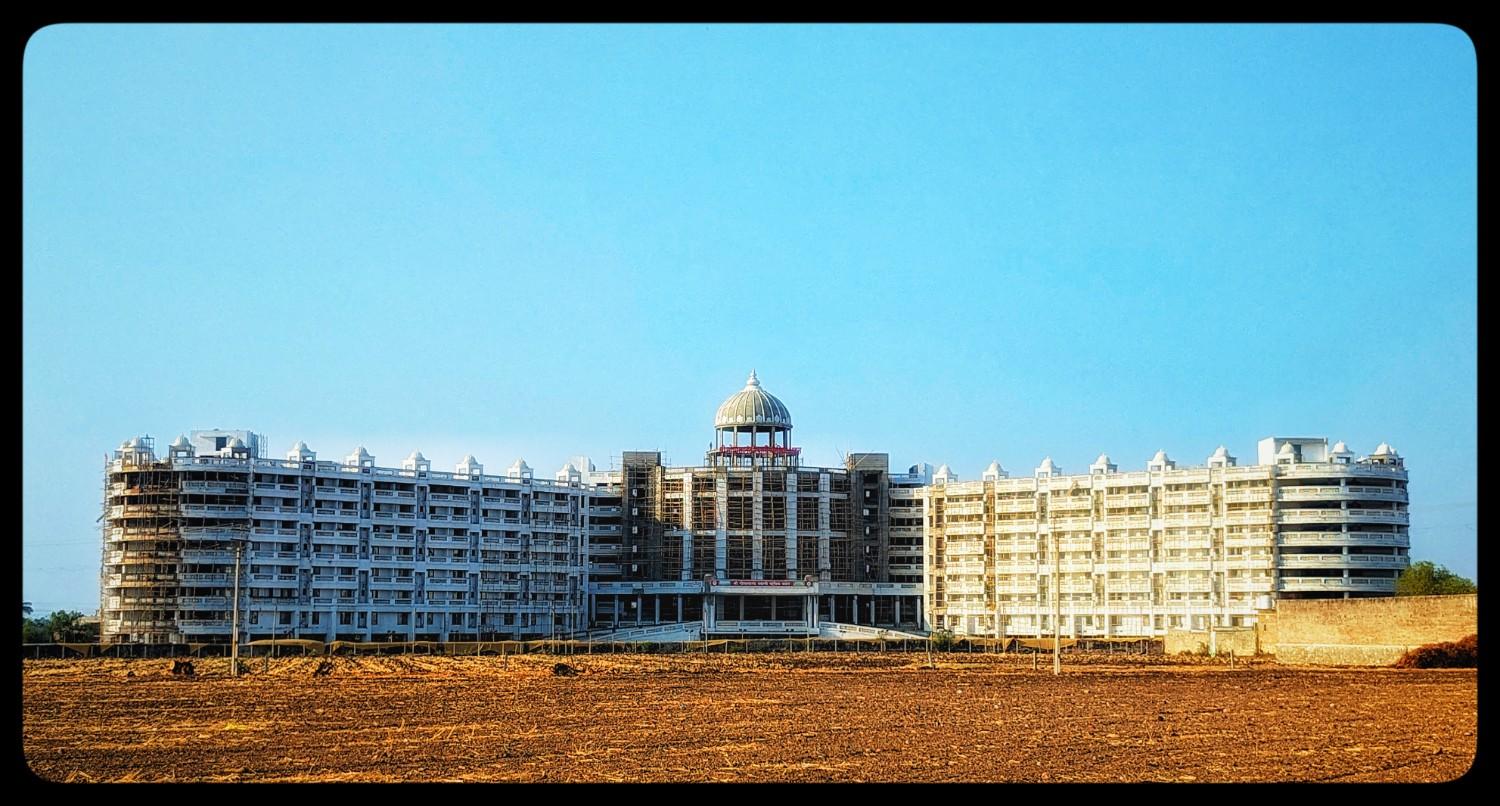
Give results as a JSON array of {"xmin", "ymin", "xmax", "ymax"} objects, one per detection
[
  {"xmin": 1395, "ymin": 561, "xmax": 1477, "ymax": 596},
  {"xmin": 21, "ymin": 617, "xmax": 50, "ymax": 643},
  {"xmin": 36, "ymin": 610, "xmax": 92, "ymax": 643}
]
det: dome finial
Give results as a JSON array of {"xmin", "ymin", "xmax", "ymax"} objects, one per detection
[{"xmin": 747, "ymin": 369, "xmax": 759, "ymax": 387}]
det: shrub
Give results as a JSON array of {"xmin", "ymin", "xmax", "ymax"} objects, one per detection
[
  {"xmin": 929, "ymin": 629, "xmax": 957, "ymax": 652},
  {"xmin": 1393, "ymin": 634, "xmax": 1477, "ymax": 668}
]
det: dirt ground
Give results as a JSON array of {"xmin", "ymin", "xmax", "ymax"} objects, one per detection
[{"xmin": 22, "ymin": 652, "xmax": 1477, "ymax": 782}]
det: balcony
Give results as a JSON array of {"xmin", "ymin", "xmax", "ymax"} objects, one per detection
[
  {"xmin": 179, "ymin": 573, "xmax": 230, "ymax": 585},
  {"xmin": 1346, "ymin": 509, "xmax": 1408, "ymax": 524},
  {"xmin": 1163, "ymin": 490, "xmax": 1211, "ymax": 506},
  {"xmin": 1049, "ymin": 496, "xmax": 1092, "ymax": 511},
  {"xmin": 1225, "ymin": 510, "xmax": 1274, "ymax": 525},
  {"xmin": 1227, "ymin": 578, "xmax": 1275, "ymax": 593},
  {"xmin": 1106, "ymin": 580, "xmax": 1152, "ymax": 594},
  {"xmin": 1156, "ymin": 558, "xmax": 1211, "ymax": 571},
  {"xmin": 369, "ymin": 532, "xmax": 414, "ymax": 545},
  {"xmin": 177, "ymin": 596, "xmax": 229, "ymax": 608},
  {"xmin": 373, "ymin": 489, "xmax": 417, "ymax": 500},
  {"xmin": 108, "ymin": 504, "xmax": 178, "ymax": 519},
  {"xmin": 1101, "ymin": 514, "xmax": 1150, "ymax": 528},
  {"xmin": 1164, "ymin": 578, "xmax": 1212, "ymax": 593},
  {"xmin": 1224, "ymin": 488, "xmax": 1273, "ymax": 504},
  {"xmin": 370, "ymin": 555, "xmax": 416, "ymax": 565},
  {"xmin": 177, "ymin": 619, "xmax": 232, "ymax": 634},
  {"xmin": 314, "ymin": 487, "xmax": 361, "ymax": 500},
  {"xmin": 1161, "ymin": 512, "xmax": 1212, "ymax": 526},
  {"xmin": 181, "ymin": 503, "xmax": 250, "ymax": 518},
  {"xmin": 945, "ymin": 541, "xmax": 987, "ymax": 556},
  {"xmin": 1279, "ymin": 554, "xmax": 1408, "ymax": 570},
  {"xmin": 370, "ymin": 578, "xmax": 415, "ymax": 589},
  {"xmin": 944, "ymin": 562, "xmax": 988, "ymax": 575},
  {"xmin": 313, "ymin": 508, "xmax": 361, "ymax": 520},
  {"xmin": 996, "ymin": 521, "xmax": 1039, "ymax": 534},
  {"xmin": 108, "ymin": 595, "xmax": 178, "ymax": 608},
  {"xmin": 1347, "ymin": 486, "xmax": 1408, "ymax": 502},
  {"xmin": 180, "ymin": 549, "xmax": 235, "ymax": 563},
  {"xmin": 1050, "ymin": 516, "xmax": 1093, "ymax": 530},
  {"xmin": 1101, "ymin": 558, "xmax": 1152, "ymax": 572},
  {"xmin": 944, "ymin": 521, "xmax": 986, "ymax": 536},
  {"xmin": 1225, "ymin": 532, "xmax": 1274, "ymax": 546},
  {"xmin": 1277, "ymin": 577, "xmax": 1353, "ymax": 591},
  {"xmin": 313, "ymin": 530, "xmax": 360, "ymax": 545},
  {"xmin": 1223, "ymin": 555, "xmax": 1274, "ymax": 569},
  {"xmin": 1278, "ymin": 486, "xmax": 1345, "ymax": 502},
  {"xmin": 1105, "ymin": 493, "xmax": 1150, "ymax": 508},
  {"xmin": 995, "ymin": 500, "xmax": 1037, "ymax": 514},
  {"xmin": 182, "ymin": 481, "xmax": 249, "ymax": 494}
]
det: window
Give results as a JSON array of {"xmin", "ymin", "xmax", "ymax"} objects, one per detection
[
  {"xmin": 339, "ymin": 612, "xmax": 353, "ymax": 626},
  {"xmin": 279, "ymin": 612, "xmax": 292, "ymax": 625},
  {"xmin": 397, "ymin": 613, "xmax": 409, "ymax": 626},
  {"xmin": 215, "ymin": 437, "xmax": 228, "ymax": 450}
]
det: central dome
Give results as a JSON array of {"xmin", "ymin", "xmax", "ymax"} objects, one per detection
[{"xmin": 714, "ymin": 370, "xmax": 793, "ymax": 430}]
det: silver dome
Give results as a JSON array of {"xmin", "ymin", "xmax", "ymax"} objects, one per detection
[{"xmin": 714, "ymin": 370, "xmax": 792, "ymax": 430}]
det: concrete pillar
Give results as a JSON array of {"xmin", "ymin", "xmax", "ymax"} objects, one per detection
[
  {"xmin": 635, "ymin": 594, "xmax": 643, "ymax": 625},
  {"xmin": 895, "ymin": 598, "xmax": 902, "ymax": 625},
  {"xmin": 611, "ymin": 594, "xmax": 619, "ymax": 627},
  {"xmin": 770, "ymin": 596, "xmax": 778, "ymax": 621},
  {"xmin": 676, "ymin": 594, "xmax": 683, "ymax": 623},
  {"xmin": 852, "ymin": 595, "xmax": 859, "ymax": 625},
  {"xmin": 654, "ymin": 596, "xmax": 661, "ymax": 624},
  {"xmin": 869, "ymin": 597, "xmax": 875, "ymax": 624}
]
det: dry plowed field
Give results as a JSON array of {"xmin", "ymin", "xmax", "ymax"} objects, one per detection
[{"xmin": 23, "ymin": 653, "xmax": 1476, "ymax": 782}]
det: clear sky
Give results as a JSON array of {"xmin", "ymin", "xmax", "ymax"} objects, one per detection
[{"xmin": 23, "ymin": 24, "xmax": 1476, "ymax": 615}]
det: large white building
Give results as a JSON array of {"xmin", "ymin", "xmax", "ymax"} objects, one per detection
[
  {"xmin": 102, "ymin": 433, "xmax": 590, "ymax": 644},
  {"xmin": 99, "ymin": 378, "xmax": 1410, "ymax": 645},
  {"xmin": 923, "ymin": 438, "xmax": 1410, "ymax": 638}
]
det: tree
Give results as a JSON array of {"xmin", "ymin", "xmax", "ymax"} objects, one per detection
[
  {"xmin": 1395, "ymin": 561, "xmax": 1477, "ymax": 596},
  {"xmin": 21, "ymin": 601, "xmax": 32, "ymax": 617}
]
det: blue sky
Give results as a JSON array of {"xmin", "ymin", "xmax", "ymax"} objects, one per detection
[{"xmin": 23, "ymin": 24, "xmax": 1476, "ymax": 614}]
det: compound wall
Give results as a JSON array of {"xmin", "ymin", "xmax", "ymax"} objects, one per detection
[{"xmin": 1259, "ymin": 594, "xmax": 1478, "ymax": 666}]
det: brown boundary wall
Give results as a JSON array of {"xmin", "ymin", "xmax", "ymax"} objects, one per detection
[
  {"xmin": 1259, "ymin": 594, "xmax": 1477, "ymax": 666},
  {"xmin": 1164, "ymin": 628, "xmax": 1256, "ymax": 657}
]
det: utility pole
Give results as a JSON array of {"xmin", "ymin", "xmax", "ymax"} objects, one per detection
[
  {"xmin": 1052, "ymin": 528, "xmax": 1061, "ymax": 676},
  {"xmin": 231, "ymin": 541, "xmax": 242, "ymax": 677}
]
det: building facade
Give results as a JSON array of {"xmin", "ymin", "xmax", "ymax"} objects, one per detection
[
  {"xmin": 100, "ymin": 376, "xmax": 1409, "ymax": 645},
  {"xmin": 585, "ymin": 372, "xmax": 923, "ymax": 638},
  {"xmin": 102, "ymin": 433, "xmax": 588, "ymax": 644},
  {"xmin": 923, "ymin": 438, "xmax": 1410, "ymax": 638}
]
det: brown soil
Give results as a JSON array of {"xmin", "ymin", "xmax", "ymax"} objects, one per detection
[{"xmin": 21, "ymin": 653, "xmax": 1477, "ymax": 782}]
